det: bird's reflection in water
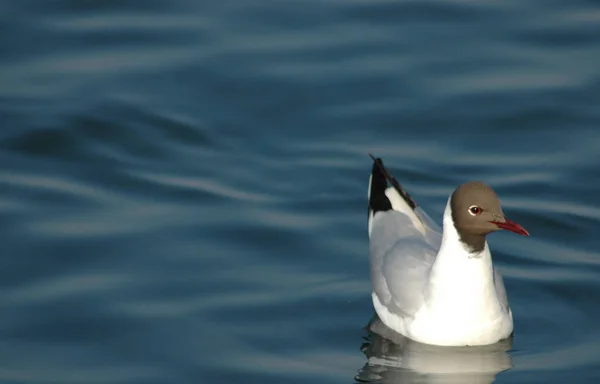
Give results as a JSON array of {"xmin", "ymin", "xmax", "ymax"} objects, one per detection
[{"xmin": 356, "ymin": 316, "xmax": 513, "ymax": 384}]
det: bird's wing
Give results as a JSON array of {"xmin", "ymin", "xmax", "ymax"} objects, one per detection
[{"xmin": 368, "ymin": 156, "xmax": 441, "ymax": 318}]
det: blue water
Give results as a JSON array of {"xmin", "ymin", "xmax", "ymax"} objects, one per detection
[{"xmin": 1, "ymin": 0, "xmax": 600, "ymax": 382}]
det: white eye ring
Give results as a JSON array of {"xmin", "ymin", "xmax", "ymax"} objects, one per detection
[{"xmin": 468, "ymin": 205, "xmax": 482, "ymax": 216}]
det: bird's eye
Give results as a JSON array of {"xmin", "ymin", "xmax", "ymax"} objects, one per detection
[{"xmin": 468, "ymin": 205, "xmax": 482, "ymax": 216}]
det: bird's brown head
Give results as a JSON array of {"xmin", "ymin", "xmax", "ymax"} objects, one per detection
[{"xmin": 450, "ymin": 181, "xmax": 529, "ymax": 253}]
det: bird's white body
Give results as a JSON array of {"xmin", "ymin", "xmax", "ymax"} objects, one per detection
[{"xmin": 369, "ymin": 180, "xmax": 513, "ymax": 346}]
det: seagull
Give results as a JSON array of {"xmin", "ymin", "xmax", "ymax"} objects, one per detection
[{"xmin": 367, "ymin": 155, "xmax": 529, "ymax": 347}]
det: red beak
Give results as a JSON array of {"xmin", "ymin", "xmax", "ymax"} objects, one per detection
[{"xmin": 492, "ymin": 217, "xmax": 530, "ymax": 236}]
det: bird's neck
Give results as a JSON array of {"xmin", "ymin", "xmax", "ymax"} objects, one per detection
[{"xmin": 426, "ymin": 200, "xmax": 497, "ymax": 312}]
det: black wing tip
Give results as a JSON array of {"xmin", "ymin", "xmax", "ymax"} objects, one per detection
[
  {"xmin": 368, "ymin": 154, "xmax": 384, "ymax": 174},
  {"xmin": 369, "ymin": 155, "xmax": 392, "ymax": 214},
  {"xmin": 368, "ymin": 154, "xmax": 418, "ymax": 211}
]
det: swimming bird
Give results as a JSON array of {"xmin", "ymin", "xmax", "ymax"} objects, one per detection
[{"xmin": 367, "ymin": 155, "xmax": 529, "ymax": 346}]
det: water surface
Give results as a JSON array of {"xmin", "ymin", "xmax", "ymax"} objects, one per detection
[{"xmin": 1, "ymin": 0, "xmax": 600, "ymax": 383}]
